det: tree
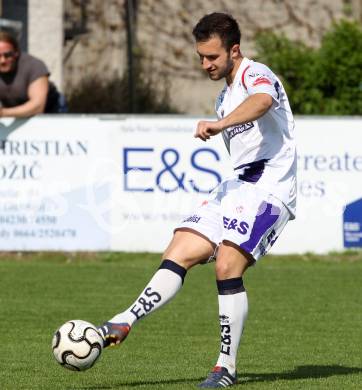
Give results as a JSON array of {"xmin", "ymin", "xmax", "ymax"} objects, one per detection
[{"xmin": 255, "ymin": 21, "xmax": 362, "ymax": 115}]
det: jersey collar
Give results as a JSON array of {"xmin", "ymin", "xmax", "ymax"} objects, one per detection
[{"xmin": 228, "ymin": 57, "xmax": 250, "ymax": 88}]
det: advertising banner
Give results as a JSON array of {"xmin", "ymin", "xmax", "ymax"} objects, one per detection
[
  {"xmin": 108, "ymin": 116, "xmax": 233, "ymax": 251},
  {"xmin": 0, "ymin": 117, "xmax": 114, "ymax": 250},
  {"xmin": 274, "ymin": 117, "xmax": 362, "ymax": 253},
  {"xmin": 0, "ymin": 115, "xmax": 360, "ymax": 253}
]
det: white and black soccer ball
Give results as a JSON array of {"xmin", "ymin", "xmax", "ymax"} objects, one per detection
[{"xmin": 52, "ymin": 320, "xmax": 103, "ymax": 371}]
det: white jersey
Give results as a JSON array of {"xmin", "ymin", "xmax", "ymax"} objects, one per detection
[{"xmin": 215, "ymin": 57, "xmax": 297, "ymax": 217}]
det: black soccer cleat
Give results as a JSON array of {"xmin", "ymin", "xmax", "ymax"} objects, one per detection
[
  {"xmin": 97, "ymin": 321, "xmax": 131, "ymax": 348},
  {"xmin": 198, "ymin": 366, "xmax": 237, "ymax": 388}
]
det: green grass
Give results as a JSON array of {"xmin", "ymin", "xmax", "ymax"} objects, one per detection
[{"xmin": 0, "ymin": 252, "xmax": 361, "ymax": 389}]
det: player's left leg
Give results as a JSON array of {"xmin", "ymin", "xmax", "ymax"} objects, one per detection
[{"xmin": 199, "ymin": 181, "xmax": 292, "ymax": 387}]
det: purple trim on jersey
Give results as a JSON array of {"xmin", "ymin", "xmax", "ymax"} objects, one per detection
[
  {"xmin": 241, "ymin": 201, "xmax": 280, "ymax": 254},
  {"xmin": 235, "ymin": 159, "xmax": 269, "ymax": 183}
]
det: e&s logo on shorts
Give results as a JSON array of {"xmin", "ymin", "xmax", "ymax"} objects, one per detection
[{"xmin": 223, "ymin": 217, "xmax": 249, "ymax": 235}]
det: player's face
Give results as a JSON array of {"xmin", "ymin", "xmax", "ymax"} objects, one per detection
[
  {"xmin": 0, "ymin": 41, "xmax": 18, "ymax": 73},
  {"xmin": 196, "ymin": 36, "xmax": 235, "ymax": 81}
]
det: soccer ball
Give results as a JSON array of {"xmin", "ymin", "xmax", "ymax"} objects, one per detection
[{"xmin": 52, "ymin": 320, "xmax": 103, "ymax": 371}]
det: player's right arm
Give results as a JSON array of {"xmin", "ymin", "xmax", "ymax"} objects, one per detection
[
  {"xmin": 194, "ymin": 93, "xmax": 272, "ymax": 141},
  {"xmin": 217, "ymin": 93, "xmax": 273, "ymax": 129},
  {"xmin": 195, "ymin": 62, "xmax": 280, "ymax": 142}
]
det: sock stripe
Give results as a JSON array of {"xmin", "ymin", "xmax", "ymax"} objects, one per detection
[
  {"xmin": 159, "ymin": 259, "xmax": 187, "ymax": 284},
  {"xmin": 217, "ymin": 277, "xmax": 245, "ymax": 295}
]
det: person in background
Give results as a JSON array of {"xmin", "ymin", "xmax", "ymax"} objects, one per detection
[{"xmin": 0, "ymin": 31, "xmax": 66, "ymax": 118}]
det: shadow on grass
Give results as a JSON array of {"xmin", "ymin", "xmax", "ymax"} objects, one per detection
[
  {"xmin": 240, "ymin": 364, "xmax": 362, "ymax": 384},
  {"xmin": 66, "ymin": 376, "xmax": 203, "ymax": 389},
  {"xmin": 71, "ymin": 364, "xmax": 362, "ymax": 389}
]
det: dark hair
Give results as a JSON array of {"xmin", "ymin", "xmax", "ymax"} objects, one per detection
[
  {"xmin": 192, "ymin": 12, "xmax": 241, "ymax": 50},
  {"xmin": 0, "ymin": 31, "xmax": 19, "ymax": 51}
]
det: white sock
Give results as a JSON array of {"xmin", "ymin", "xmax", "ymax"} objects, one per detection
[
  {"xmin": 109, "ymin": 259, "xmax": 186, "ymax": 326},
  {"xmin": 215, "ymin": 278, "xmax": 248, "ymax": 376}
]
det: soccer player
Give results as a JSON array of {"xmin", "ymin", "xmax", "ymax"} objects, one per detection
[{"xmin": 98, "ymin": 12, "xmax": 296, "ymax": 388}]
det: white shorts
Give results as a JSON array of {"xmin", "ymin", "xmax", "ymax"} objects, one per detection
[{"xmin": 177, "ymin": 179, "xmax": 291, "ymax": 261}]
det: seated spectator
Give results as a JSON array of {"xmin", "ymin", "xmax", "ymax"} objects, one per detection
[{"xmin": 0, "ymin": 31, "xmax": 66, "ymax": 117}]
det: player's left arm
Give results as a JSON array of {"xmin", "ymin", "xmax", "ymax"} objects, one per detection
[{"xmin": 195, "ymin": 93, "xmax": 272, "ymax": 141}]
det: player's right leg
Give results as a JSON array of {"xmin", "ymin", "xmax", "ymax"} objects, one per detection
[{"xmin": 98, "ymin": 228, "xmax": 215, "ymax": 348}]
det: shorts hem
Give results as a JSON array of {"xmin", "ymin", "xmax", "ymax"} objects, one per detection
[{"xmin": 174, "ymin": 226, "xmax": 218, "ymax": 248}]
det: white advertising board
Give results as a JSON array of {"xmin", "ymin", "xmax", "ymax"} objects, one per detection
[
  {"xmin": 0, "ymin": 116, "xmax": 115, "ymax": 250},
  {"xmin": 273, "ymin": 117, "xmax": 362, "ymax": 254},
  {"xmin": 109, "ymin": 116, "xmax": 233, "ymax": 252},
  {"xmin": 0, "ymin": 115, "xmax": 361, "ymax": 253}
]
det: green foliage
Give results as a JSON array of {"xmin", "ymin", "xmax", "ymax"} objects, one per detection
[
  {"xmin": 255, "ymin": 20, "xmax": 362, "ymax": 115},
  {"xmin": 67, "ymin": 63, "xmax": 178, "ymax": 114}
]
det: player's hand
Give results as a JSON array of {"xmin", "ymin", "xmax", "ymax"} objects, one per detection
[{"xmin": 194, "ymin": 120, "xmax": 223, "ymax": 141}]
